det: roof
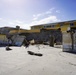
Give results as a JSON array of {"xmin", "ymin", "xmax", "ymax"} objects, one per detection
[{"xmin": 31, "ymin": 20, "xmax": 76, "ymax": 27}]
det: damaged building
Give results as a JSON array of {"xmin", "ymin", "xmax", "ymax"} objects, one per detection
[{"xmin": 0, "ymin": 20, "xmax": 76, "ymax": 53}]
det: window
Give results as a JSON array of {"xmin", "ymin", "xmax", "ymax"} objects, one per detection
[
  {"xmin": 51, "ymin": 25, "xmax": 54, "ymax": 27},
  {"xmin": 70, "ymin": 23, "xmax": 74, "ymax": 26},
  {"xmin": 47, "ymin": 26, "xmax": 51, "ymax": 28},
  {"xmin": 44, "ymin": 25, "xmax": 51, "ymax": 28},
  {"xmin": 60, "ymin": 23, "xmax": 64, "ymax": 27},
  {"xmin": 44, "ymin": 26, "xmax": 46, "ymax": 28},
  {"xmin": 60, "ymin": 24, "xmax": 63, "ymax": 27}
]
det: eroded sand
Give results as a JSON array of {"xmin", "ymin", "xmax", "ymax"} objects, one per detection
[{"xmin": 0, "ymin": 45, "xmax": 76, "ymax": 75}]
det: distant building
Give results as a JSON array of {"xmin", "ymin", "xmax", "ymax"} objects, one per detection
[
  {"xmin": 0, "ymin": 26, "xmax": 28, "ymax": 34},
  {"xmin": 0, "ymin": 20, "xmax": 76, "ymax": 52},
  {"xmin": 0, "ymin": 27, "xmax": 17, "ymax": 34},
  {"xmin": 31, "ymin": 20, "xmax": 76, "ymax": 32}
]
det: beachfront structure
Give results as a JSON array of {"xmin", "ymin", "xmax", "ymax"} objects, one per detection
[
  {"xmin": 9, "ymin": 20, "xmax": 76, "ymax": 33},
  {"xmin": 0, "ymin": 26, "xmax": 27, "ymax": 46},
  {"xmin": 0, "ymin": 34, "xmax": 8, "ymax": 46},
  {"xmin": 0, "ymin": 20, "xmax": 76, "ymax": 53},
  {"xmin": 31, "ymin": 20, "xmax": 76, "ymax": 31},
  {"xmin": 30, "ymin": 20, "xmax": 76, "ymax": 52}
]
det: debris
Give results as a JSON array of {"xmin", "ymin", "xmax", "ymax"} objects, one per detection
[
  {"xmin": 69, "ymin": 62, "xmax": 76, "ymax": 66},
  {"xmin": 27, "ymin": 51, "xmax": 34, "ymax": 55},
  {"xmin": 6, "ymin": 46, "xmax": 12, "ymax": 51},
  {"xmin": 27, "ymin": 51, "xmax": 43, "ymax": 57},
  {"xmin": 34, "ymin": 53, "xmax": 43, "ymax": 56}
]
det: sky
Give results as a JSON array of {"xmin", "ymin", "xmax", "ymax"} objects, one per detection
[{"xmin": 0, "ymin": 0, "xmax": 76, "ymax": 29}]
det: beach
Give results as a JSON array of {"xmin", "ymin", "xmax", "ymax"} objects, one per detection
[{"xmin": 0, "ymin": 45, "xmax": 76, "ymax": 75}]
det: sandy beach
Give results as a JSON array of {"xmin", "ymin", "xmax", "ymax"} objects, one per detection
[{"xmin": 0, "ymin": 45, "xmax": 76, "ymax": 75}]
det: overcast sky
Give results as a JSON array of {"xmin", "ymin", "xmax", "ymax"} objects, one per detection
[{"xmin": 0, "ymin": 0, "xmax": 76, "ymax": 29}]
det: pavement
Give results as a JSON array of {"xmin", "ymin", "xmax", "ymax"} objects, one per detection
[{"xmin": 0, "ymin": 45, "xmax": 76, "ymax": 75}]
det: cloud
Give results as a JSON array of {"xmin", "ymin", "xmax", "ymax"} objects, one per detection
[
  {"xmin": 8, "ymin": 20, "xmax": 31, "ymax": 29},
  {"xmin": 56, "ymin": 10, "xmax": 60, "ymax": 13},
  {"xmin": 7, "ymin": 15, "xmax": 60, "ymax": 29},
  {"xmin": 1, "ymin": 0, "xmax": 25, "ymax": 5},
  {"xmin": 0, "ymin": 7, "xmax": 60, "ymax": 29},
  {"xmin": 31, "ymin": 15, "xmax": 60, "ymax": 26},
  {"xmin": 0, "ymin": 15, "xmax": 60, "ymax": 29},
  {"xmin": 0, "ymin": 18, "xmax": 2, "ymax": 21},
  {"xmin": 9, "ymin": 20, "xmax": 24, "ymax": 25},
  {"xmin": 33, "ymin": 8, "xmax": 55, "ymax": 20},
  {"xmin": 38, "ymin": 16, "xmax": 60, "ymax": 24},
  {"xmin": 33, "ymin": 14, "xmax": 42, "ymax": 20},
  {"xmin": 32, "ymin": 8, "xmax": 60, "ymax": 27},
  {"xmin": 0, "ymin": 19, "xmax": 26, "ymax": 28},
  {"xmin": 0, "ymin": 0, "xmax": 26, "ymax": 9}
]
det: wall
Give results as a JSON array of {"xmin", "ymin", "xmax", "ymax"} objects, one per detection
[
  {"xmin": 0, "ymin": 34, "xmax": 8, "ymax": 46},
  {"xmin": 63, "ymin": 32, "xmax": 72, "ymax": 52},
  {"xmin": 26, "ymin": 29, "xmax": 62, "ymax": 44},
  {"xmin": 62, "ymin": 29, "xmax": 76, "ymax": 53}
]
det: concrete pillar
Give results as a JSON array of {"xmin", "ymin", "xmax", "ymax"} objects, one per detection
[{"xmin": 49, "ymin": 35, "xmax": 54, "ymax": 47}]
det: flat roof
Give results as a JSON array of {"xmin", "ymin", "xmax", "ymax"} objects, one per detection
[{"xmin": 31, "ymin": 20, "xmax": 76, "ymax": 27}]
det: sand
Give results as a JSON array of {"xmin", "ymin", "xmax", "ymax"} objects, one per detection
[{"xmin": 0, "ymin": 45, "xmax": 76, "ymax": 75}]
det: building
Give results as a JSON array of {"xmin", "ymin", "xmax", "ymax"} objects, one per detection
[
  {"xmin": 31, "ymin": 20, "xmax": 76, "ymax": 52},
  {"xmin": 0, "ymin": 26, "xmax": 28, "ymax": 46},
  {"xmin": 31, "ymin": 20, "xmax": 76, "ymax": 32},
  {"xmin": 0, "ymin": 20, "xmax": 76, "ymax": 52}
]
